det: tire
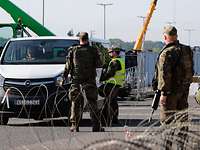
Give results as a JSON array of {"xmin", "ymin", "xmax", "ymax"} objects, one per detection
[
  {"xmin": 118, "ymin": 84, "xmax": 131, "ymax": 98},
  {"xmin": 0, "ymin": 114, "xmax": 9, "ymax": 125},
  {"xmin": 0, "ymin": 104, "xmax": 9, "ymax": 125}
]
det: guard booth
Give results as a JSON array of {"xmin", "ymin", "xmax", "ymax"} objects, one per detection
[
  {"xmin": 125, "ymin": 50, "xmax": 138, "ymax": 88},
  {"xmin": 125, "ymin": 50, "xmax": 138, "ymax": 69},
  {"xmin": 117, "ymin": 50, "xmax": 138, "ymax": 98},
  {"xmin": 125, "ymin": 50, "xmax": 158, "ymax": 99}
]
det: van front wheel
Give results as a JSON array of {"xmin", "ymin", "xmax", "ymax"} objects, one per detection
[{"xmin": 0, "ymin": 115, "xmax": 9, "ymax": 125}]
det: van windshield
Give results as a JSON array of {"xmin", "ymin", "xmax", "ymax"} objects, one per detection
[{"xmin": 2, "ymin": 39, "xmax": 79, "ymax": 64}]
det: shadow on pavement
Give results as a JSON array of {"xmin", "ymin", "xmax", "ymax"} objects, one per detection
[{"xmin": 9, "ymin": 118, "xmax": 161, "ymax": 127}]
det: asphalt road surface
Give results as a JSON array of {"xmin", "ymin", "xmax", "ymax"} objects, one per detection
[{"xmin": 0, "ymin": 95, "xmax": 199, "ymax": 150}]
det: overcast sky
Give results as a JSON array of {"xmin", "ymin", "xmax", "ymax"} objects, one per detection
[{"xmin": 0, "ymin": 0, "xmax": 199, "ymax": 46}]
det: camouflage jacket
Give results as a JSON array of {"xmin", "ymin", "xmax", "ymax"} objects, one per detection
[
  {"xmin": 154, "ymin": 41, "xmax": 193, "ymax": 95},
  {"xmin": 64, "ymin": 44, "xmax": 102, "ymax": 84}
]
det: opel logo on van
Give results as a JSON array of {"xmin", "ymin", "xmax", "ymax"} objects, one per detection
[{"xmin": 24, "ymin": 80, "xmax": 31, "ymax": 87}]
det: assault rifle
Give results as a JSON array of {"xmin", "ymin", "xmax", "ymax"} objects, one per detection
[{"xmin": 148, "ymin": 90, "xmax": 161, "ymax": 123}]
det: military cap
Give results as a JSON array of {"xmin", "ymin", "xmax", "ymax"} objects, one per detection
[
  {"xmin": 79, "ymin": 32, "xmax": 89, "ymax": 40},
  {"xmin": 163, "ymin": 25, "xmax": 177, "ymax": 36},
  {"xmin": 108, "ymin": 47, "xmax": 121, "ymax": 54}
]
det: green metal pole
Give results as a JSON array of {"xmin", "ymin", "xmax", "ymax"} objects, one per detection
[{"xmin": 0, "ymin": 0, "xmax": 55, "ymax": 36}]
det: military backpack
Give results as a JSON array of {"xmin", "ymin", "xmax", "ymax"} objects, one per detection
[{"xmin": 152, "ymin": 43, "xmax": 194, "ymax": 91}]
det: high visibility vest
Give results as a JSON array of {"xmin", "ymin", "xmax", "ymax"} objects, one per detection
[{"xmin": 106, "ymin": 57, "xmax": 125, "ymax": 86}]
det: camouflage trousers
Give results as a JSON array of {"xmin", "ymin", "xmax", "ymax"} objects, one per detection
[
  {"xmin": 160, "ymin": 91, "xmax": 189, "ymax": 150},
  {"xmin": 68, "ymin": 82, "xmax": 101, "ymax": 129},
  {"xmin": 98, "ymin": 83, "xmax": 119, "ymax": 126}
]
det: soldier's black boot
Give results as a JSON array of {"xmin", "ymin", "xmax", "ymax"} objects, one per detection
[
  {"xmin": 91, "ymin": 113, "xmax": 105, "ymax": 132},
  {"xmin": 111, "ymin": 98, "xmax": 119, "ymax": 125},
  {"xmin": 70, "ymin": 123, "xmax": 79, "ymax": 132},
  {"xmin": 112, "ymin": 117, "xmax": 119, "ymax": 124}
]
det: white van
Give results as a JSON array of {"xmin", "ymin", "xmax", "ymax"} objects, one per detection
[{"xmin": 0, "ymin": 36, "xmax": 80, "ymax": 124}]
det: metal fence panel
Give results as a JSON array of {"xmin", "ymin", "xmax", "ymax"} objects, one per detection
[{"xmin": 193, "ymin": 51, "xmax": 200, "ymax": 75}]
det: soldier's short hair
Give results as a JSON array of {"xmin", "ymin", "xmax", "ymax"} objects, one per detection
[
  {"xmin": 163, "ymin": 25, "xmax": 177, "ymax": 36},
  {"xmin": 79, "ymin": 32, "xmax": 89, "ymax": 41}
]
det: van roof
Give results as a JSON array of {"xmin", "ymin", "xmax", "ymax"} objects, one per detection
[{"xmin": 10, "ymin": 36, "xmax": 79, "ymax": 41}]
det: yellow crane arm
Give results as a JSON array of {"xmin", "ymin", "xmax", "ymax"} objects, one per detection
[{"xmin": 134, "ymin": 0, "xmax": 158, "ymax": 50}]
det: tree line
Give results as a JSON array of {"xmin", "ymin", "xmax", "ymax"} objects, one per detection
[
  {"xmin": 0, "ymin": 37, "xmax": 164, "ymax": 53},
  {"xmin": 109, "ymin": 38, "xmax": 164, "ymax": 52}
]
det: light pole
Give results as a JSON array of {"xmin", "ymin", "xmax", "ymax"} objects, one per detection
[
  {"xmin": 166, "ymin": 21, "xmax": 176, "ymax": 25},
  {"xmin": 184, "ymin": 28, "xmax": 195, "ymax": 46},
  {"xmin": 138, "ymin": 16, "xmax": 146, "ymax": 23},
  {"xmin": 137, "ymin": 16, "xmax": 146, "ymax": 49},
  {"xmin": 136, "ymin": 16, "xmax": 146, "ymax": 99},
  {"xmin": 97, "ymin": 3, "xmax": 113, "ymax": 40},
  {"xmin": 166, "ymin": 0, "xmax": 176, "ymax": 26},
  {"xmin": 173, "ymin": 0, "xmax": 176, "ymax": 25},
  {"xmin": 90, "ymin": 30, "xmax": 95, "ymax": 39},
  {"xmin": 42, "ymin": 0, "xmax": 45, "ymax": 26}
]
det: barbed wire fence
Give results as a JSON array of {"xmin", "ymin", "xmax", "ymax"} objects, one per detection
[
  {"xmin": 82, "ymin": 109, "xmax": 200, "ymax": 150},
  {"xmin": 0, "ymin": 68, "xmax": 200, "ymax": 149}
]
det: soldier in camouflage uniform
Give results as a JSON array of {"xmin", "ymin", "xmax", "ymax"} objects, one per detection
[
  {"xmin": 153, "ymin": 25, "xmax": 193, "ymax": 150},
  {"xmin": 64, "ymin": 32, "xmax": 104, "ymax": 132}
]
